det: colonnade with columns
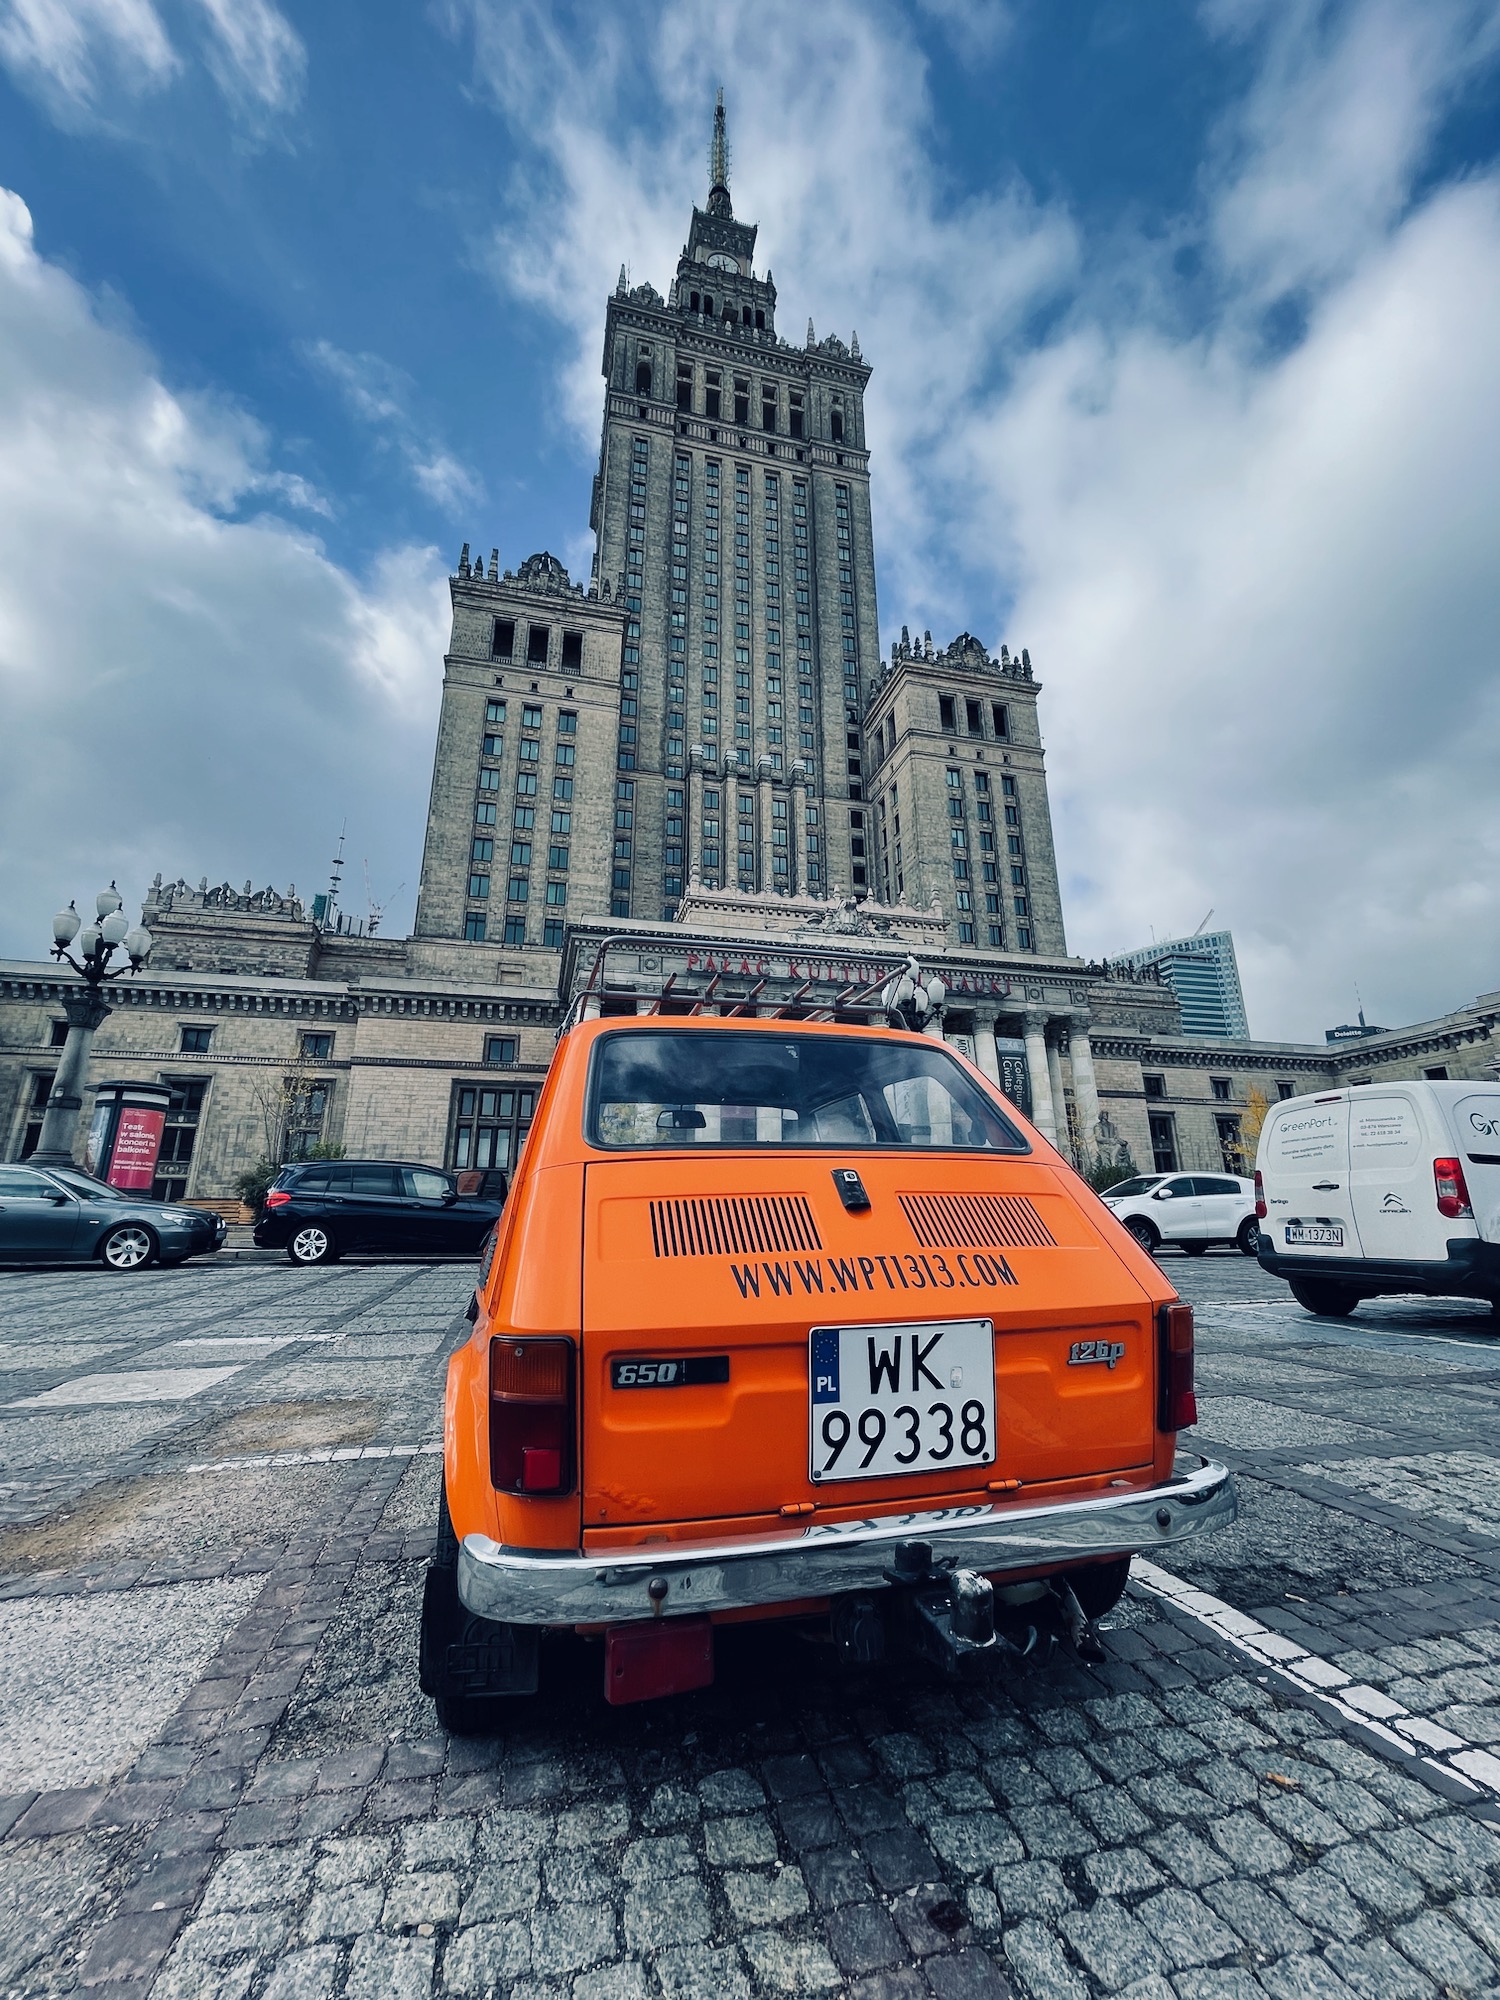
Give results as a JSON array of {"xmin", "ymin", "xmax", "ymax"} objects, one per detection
[{"xmin": 959, "ymin": 1007, "xmax": 1101, "ymax": 1160}]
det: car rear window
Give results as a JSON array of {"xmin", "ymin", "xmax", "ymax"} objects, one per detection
[{"xmin": 588, "ymin": 1030, "xmax": 1029, "ymax": 1153}]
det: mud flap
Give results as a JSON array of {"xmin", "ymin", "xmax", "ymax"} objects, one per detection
[
  {"xmin": 419, "ymin": 1565, "xmax": 539, "ymax": 1697},
  {"xmin": 604, "ymin": 1617, "xmax": 714, "ymax": 1705}
]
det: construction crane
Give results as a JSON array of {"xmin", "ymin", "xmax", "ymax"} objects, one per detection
[{"xmin": 364, "ymin": 861, "xmax": 404, "ymax": 937}]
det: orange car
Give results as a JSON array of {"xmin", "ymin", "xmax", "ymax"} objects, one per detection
[{"xmin": 420, "ymin": 1008, "xmax": 1235, "ymax": 1729}]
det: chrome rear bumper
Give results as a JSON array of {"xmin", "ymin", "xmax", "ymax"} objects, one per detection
[{"xmin": 457, "ymin": 1454, "xmax": 1235, "ymax": 1628}]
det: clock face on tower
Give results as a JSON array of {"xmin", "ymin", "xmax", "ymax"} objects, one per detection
[{"xmin": 706, "ymin": 252, "xmax": 738, "ymax": 273}]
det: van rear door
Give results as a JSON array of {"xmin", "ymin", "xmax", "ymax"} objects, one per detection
[
  {"xmin": 1259, "ymin": 1095, "xmax": 1358, "ymax": 1257},
  {"xmin": 1453, "ymin": 1091, "xmax": 1500, "ymax": 1243},
  {"xmin": 1348, "ymin": 1091, "xmax": 1448, "ymax": 1265}
]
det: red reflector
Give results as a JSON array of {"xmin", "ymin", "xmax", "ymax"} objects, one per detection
[
  {"xmin": 489, "ymin": 1337, "xmax": 574, "ymax": 1495},
  {"xmin": 1434, "ymin": 1156, "xmax": 1473, "ymax": 1220},
  {"xmin": 521, "ymin": 1446, "xmax": 562, "ymax": 1491},
  {"xmin": 604, "ymin": 1618, "xmax": 714, "ymax": 1705},
  {"xmin": 1253, "ymin": 1170, "xmax": 1266, "ymax": 1221},
  {"xmin": 265, "ymin": 1189, "xmax": 291, "ymax": 1209},
  {"xmin": 1158, "ymin": 1303, "xmax": 1196, "ymax": 1432}
]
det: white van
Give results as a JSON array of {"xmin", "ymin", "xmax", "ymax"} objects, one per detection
[{"xmin": 1255, "ymin": 1081, "xmax": 1500, "ymax": 1316}]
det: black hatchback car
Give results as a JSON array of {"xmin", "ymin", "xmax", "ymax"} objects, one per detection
[{"xmin": 254, "ymin": 1160, "xmax": 505, "ymax": 1264}]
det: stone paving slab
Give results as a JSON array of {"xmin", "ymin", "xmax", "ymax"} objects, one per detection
[{"xmin": 0, "ymin": 1255, "xmax": 1498, "ymax": 1997}]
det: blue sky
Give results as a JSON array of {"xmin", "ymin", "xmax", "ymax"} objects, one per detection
[{"xmin": 2, "ymin": 0, "xmax": 1500, "ymax": 1039}]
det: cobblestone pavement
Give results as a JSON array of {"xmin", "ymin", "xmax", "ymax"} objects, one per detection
[{"xmin": 1, "ymin": 1252, "xmax": 1499, "ymax": 2000}]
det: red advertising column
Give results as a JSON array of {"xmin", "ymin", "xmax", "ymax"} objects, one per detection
[{"xmin": 108, "ymin": 1104, "xmax": 168, "ymax": 1190}]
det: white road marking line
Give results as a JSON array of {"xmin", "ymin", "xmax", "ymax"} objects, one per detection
[
  {"xmin": 160, "ymin": 1334, "xmax": 347, "ymax": 1349},
  {"xmin": 1133, "ymin": 1558, "xmax": 1500, "ymax": 1800},
  {"xmin": 182, "ymin": 1442, "xmax": 443, "ymax": 1472},
  {"xmin": 8, "ymin": 1367, "xmax": 244, "ymax": 1408}
]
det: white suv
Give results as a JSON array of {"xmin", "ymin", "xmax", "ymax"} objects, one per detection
[{"xmin": 1101, "ymin": 1173, "xmax": 1259, "ymax": 1256}]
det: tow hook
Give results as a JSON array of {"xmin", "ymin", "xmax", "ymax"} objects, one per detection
[
  {"xmin": 1049, "ymin": 1575, "xmax": 1106, "ymax": 1662},
  {"xmin": 884, "ymin": 1541, "xmax": 1039, "ymax": 1676}
]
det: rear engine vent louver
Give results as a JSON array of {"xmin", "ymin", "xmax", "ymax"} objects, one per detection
[
  {"xmin": 899, "ymin": 1193, "xmax": 1056, "ymax": 1250},
  {"xmin": 650, "ymin": 1194, "xmax": 822, "ymax": 1258}
]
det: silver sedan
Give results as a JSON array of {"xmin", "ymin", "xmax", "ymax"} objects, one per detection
[{"xmin": 0, "ymin": 1163, "xmax": 225, "ymax": 1270}]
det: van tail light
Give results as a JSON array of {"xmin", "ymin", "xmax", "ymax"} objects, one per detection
[
  {"xmin": 1253, "ymin": 1170, "xmax": 1266, "ymax": 1221},
  {"xmin": 489, "ymin": 1337, "xmax": 575, "ymax": 1495},
  {"xmin": 1434, "ymin": 1157, "xmax": 1473, "ymax": 1221},
  {"xmin": 264, "ymin": 1189, "xmax": 291, "ymax": 1210},
  {"xmin": 1157, "ymin": 1304, "xmax": 1197, "ymax": 1432}
]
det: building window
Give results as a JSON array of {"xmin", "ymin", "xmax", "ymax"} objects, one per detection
[
  {"xmin": 503, "ymin": 916, "xmax": 526, "ymax": 946},
  {"xmin": 468, "ymin": 873, "xmax": 490, "ymax": 899},
  {"xmin": 449, "ymin": 1081, "xmax": 536, "ymax": 1173},
  {"xmin": 1149, "ymin": 1112, "xmax": 1177, "ymax": 1173},
  {"xmin": 965, "ymin": 698, "xmax": 983, "ymax": 734},
  {"xmin": 1276, "ymin": 1080, "xmax": 1297, "ymax": 1099},
  {"xmin": 555, "ymin": 742, "xmax": 576, "ymax": 768},
  {"xmin": 558, "ymin": 709, "xmax": 577, "ymax": 735},
  {"xmin": 484, "ymin": 1034, "xmax": 517, "ymax": 1064},
  {"xmin": 1143, "ymin": 1074, "xmax": 1166, "ymax": 1100},
  {"xmin": 1216, "ymin": 1115, "xmax": 1244, "ymax": 1175},
  {"xmin": 1423, "ymin": 1065, "xmax": 1449, "ymax": 1080},
  {"xmin": 542, "ymin": 918, "xmax": 565, "ymax": 948},
  {"xmin": 154, "ymin": 1078, "xmax": 209, "ymax": 1199},
  {"xmin": 301, "ymin": 1031, "xmax": 334, "ymax": 1061},
  {"xmin": 492, "ymin": 619, "xmax": 514, "ymax": 660},
  {"xmin": 992, "ymin": 703, "xmax": 1009, "ymax": 739},
  {"xmin": 526, "ymin": 626, "xmax": 549, "ymax": 665},
  {"xmin": 20, "ymin": 1073, "xmax": 52, "ymax": 1158},
  {"xmin": 464, "ymin": 913, "xmax": 487, "ymax": 941},
  {"xmin": 179, "ymin": 1026, "xmax": 213, "ymax": 1054},
  {"xmin": 1209, "ymin": 1076, "xmax": 1232, "ymax": 1101},
  {"xmin": 48, "ymin": 1019, "xmax": 68, "ymax": 1048}
]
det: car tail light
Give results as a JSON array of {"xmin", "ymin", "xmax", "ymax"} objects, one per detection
[
  {"xmin": 489, "ymin": 1337, "xmax": 574, "ymax": 1495},
  {"xmin": 1434, "ymin": 1157, "xmax": 1473, "ymax": 1221},
  {"xmin": 1253, "ymin": 1170, "xmax": 1266, "ymax": 1220},
  {"xmin": 265, "ymin": 1189, "xmax": 291, "ymax": 1210},
  {"xmin": 1157, "ymin": 1303, "xmax": 1196, "ymax": 1432}
]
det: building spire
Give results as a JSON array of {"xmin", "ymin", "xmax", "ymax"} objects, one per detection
[{"xmin": 707, "ymin": 87, "xmax": 733, "ymax": 217}]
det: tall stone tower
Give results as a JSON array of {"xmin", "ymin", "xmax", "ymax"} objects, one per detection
[{"xmin": 593, "ymin": 93, "xmax": 879, "ymax": 918}]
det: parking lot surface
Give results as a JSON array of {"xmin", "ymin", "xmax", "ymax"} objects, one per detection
[{"xmin": 1, "ymin": 1252, "xmax": 1499, "ymax": 1999}]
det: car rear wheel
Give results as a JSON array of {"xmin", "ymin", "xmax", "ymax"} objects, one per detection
[
  {"xmin": 1237, "ymin": 1218, "xmax": 1260, "ymax": 1255},
  {"xmin": 1288, "ymin": 1278, "xmax": 1360, "ymax": 1318},
  {"xmin": 1125, "ymin": 1217, "xmax": 1159, "ymax": 1253},
  {"xmin": 421, "ymin": 1486, "xmax": 538, "ymax": 1734},
  {"xmin": 1066, "ymin": 1556, "xmax": 1131, "ymax": 1620},
  {"xmin": 100, "ymin": 1224, "xmax": 155, "ymax": 1271},
  {"xmin": 288, "ymin": 1225, "xmax": 337, "ymax": 1266}
]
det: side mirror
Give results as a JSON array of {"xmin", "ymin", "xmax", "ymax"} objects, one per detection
[
  {"xmin": 1153, "ymin": 1187, "xmax": 1172, "ymax": 1200},
  {"xmin": 441, "ymin": 1191, "xmax": 458, "ymax": 1205},
  {"xmin": 51, "ymin": 1194, "xmax": 70, "ymax": 1206}
]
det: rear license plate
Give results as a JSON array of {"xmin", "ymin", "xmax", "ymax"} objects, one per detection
[
  {"xmin": 809, "ymin": 1319, "xmax": 995, "ymax": 1483},
  {"xmin": 1285, "ymin": 1223, "xmax": 1344, "ymax": 1246}
]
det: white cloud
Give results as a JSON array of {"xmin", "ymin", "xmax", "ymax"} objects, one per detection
[
  {"xmin": 308, "ymin": 340, "xmax": 484, "ymax": 514},
  {"xmin": 190, "ymin": 0, "xmax": 303, "ymax": 114},
  {"xmin": 0, "ymin": 185, "xmax": 448, "ymax": 955},
  {"xmin": 0, "ymin": 0, "xmax": 303, "ymax": 125},
  {"xmin": 444, "ymin": 0, "xmax": 1500, "ymax": 1039}
]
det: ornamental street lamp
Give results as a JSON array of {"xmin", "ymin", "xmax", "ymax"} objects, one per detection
[{"xmin": 30, "ymin": 885, "xmax": 154, "ymax": 1168}]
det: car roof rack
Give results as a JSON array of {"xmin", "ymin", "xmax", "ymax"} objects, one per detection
[{"xmin": 558, "ymin": 935, "xmax": 906, "ymax": 1037}]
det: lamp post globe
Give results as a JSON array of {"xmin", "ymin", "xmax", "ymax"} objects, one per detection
[{"xmin": 31, "ymin": 882, "xmax": 152, "ymax": 1169}]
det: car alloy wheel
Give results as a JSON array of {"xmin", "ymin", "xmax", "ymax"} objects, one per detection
[
  {"xmin": 1237, "ymin": 1218, "xmax": 1260, "ymax": 1255},
  {"xmin": 1125, "ymin": 1217, "xmax": 1159, "ymax": 1253},
  {"xmin": 101, "ymin": 1224, "xmax": 154, "ymax": 1271},
  {"xmin": 289, "ymin": 1225, "xmax": 334, "ymax": 1266}
]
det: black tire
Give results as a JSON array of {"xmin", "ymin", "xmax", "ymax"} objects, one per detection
[
  {"xmin": 1067, "ymin": 1556, "xmax": 1131, "ymax": 1620},
  {"xmin": 1125, "ymin": 1216, "xmax": 1159, "ymax": 1253},
  {"xmin": 1237, "ymin": 1218, "xmax": 1261, "ymax": 1255},
  {"xmin": 99, "ymin": 1223, "xmax": 156, "ymax": 1271},
  {"xmin": 287, "ymin": 1224, "xmax": 337, "ymax": 1266},
  {"xmin": 1182, "ymin": 1241, "xmax": 1209, "ymax": 1256},
  {"xmin": 421, "ymin": 1485, "xmax": 536, "ymax": 1734},
  {"xmin": 1288, "ymin": 1278, "xmax": 1359, "ymax": 1318}
]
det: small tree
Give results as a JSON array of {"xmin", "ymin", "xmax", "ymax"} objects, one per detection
[{"xmin": 1237, "ymin": 1087, "xmax": 1270, "ymax": 1174}]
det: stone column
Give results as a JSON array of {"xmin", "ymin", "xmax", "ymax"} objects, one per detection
[
  {"xmin": 1069, "ymin": 1016, "xmax": 1102, "ymax": 1159},
  {"xmin": 1046, "ymin": 1034, "xmax": 1068, "ymax": 1158},
  {"xmin": 757, "ymin": 756, "xmax": 774, "ymax": 893},
  {"xmin": 31, "ymin": 984, "xmax": 112, "ymax": 1167},
  {"xmin": 972, "ymin": 1010, "xmax": 1002, "ymax": 1085},
  {"xmin": 791, "ymin": 762, "xmax": 809, "ymax": 896},
  {"xmin": 1023, "ymin": 1011, "xmax": 1057, "ymax": 1143},
  {"xmin": 687, "ymin": 749, "xmax": 704, "ymax": 883}
]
